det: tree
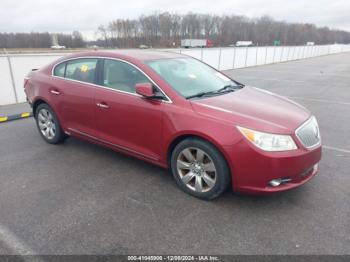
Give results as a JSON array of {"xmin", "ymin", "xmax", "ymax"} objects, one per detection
[{"xmin": 95, "ymin": 12, "xmax": 350, "ymax": 48}]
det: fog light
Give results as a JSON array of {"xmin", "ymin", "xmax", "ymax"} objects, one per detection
[
  {"xmin": 268, "ymin": 178, "xmax": 292, "ymax": 187},
  {"xmin": 269, "ymin": 179, "xmax": 282, "ymax": 187}
]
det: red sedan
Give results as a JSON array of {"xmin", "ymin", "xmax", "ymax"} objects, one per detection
[{"xmin": 24, "ymin": 50, "xmax": 322, "ymax": 200}]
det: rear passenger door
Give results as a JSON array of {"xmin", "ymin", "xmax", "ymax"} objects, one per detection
[
  {"xmin": 94, "ymin": 59, "xmax": 165, "ymax": 161},
  {"xmin": 53, "ymin": 58, "xmax": 98, "ymax": 137}
]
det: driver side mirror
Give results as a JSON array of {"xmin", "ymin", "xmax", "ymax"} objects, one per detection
[{"xmin": 135, "ymin": 83, "xmax": 155, "ymax": 98}]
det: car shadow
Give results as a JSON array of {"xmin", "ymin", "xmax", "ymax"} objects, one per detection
[{"xmin": 62, "ymin": 136, "xmax": 313, "ymax": 211}]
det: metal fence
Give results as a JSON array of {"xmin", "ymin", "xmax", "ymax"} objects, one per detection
[
  {"xmin": 177, "ymin": 44, "xmax": 350, "ymax": 70},
  {"xmin": 1, "ymin": 44, "xmax": 349, "ymax": 105}
]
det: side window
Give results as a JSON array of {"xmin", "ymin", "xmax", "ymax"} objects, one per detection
[
  {"xmin": 102, "ymin": 59, "xmax": 151, "ymax": 93},
  {"xmin": 65, "ymin": 58, "xmax": 98, "ymax": 84},
  {"xmin": 53, "ymin": 62, "xmax": 66, "ymax": 77}
]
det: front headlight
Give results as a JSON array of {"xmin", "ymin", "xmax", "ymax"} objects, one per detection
[{"xmin": 237, "ymin": 126, "xmax": 297, "ymax": 151}]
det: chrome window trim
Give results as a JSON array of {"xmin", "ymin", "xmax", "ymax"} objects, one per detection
[
  {"xmin": 295, "ymin": 116, "xmax": 321, "ymax": 150},
  {"xmin": 53, "ymin": 62, "xmax": 66, "ymax": 78},
  {"xmin": 51, "ymin": 56, "xmax": 172, "ymax": 104}
]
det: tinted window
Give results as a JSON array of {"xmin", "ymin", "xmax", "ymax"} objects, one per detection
[
  {"xmin": 53, "ymin": 62, "xmax": 66, "ymax": 77},
  {"xmin": 102, "ymin": 59, "xmax": 151, "ymax": 93},
  {"xmin": 65, "ymin": 58, "xmax": 98, "ymax": 84}
]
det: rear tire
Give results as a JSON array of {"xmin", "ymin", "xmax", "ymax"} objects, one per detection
[
  {"xmin": 35, "ymin": 103, "xmax": 66, "ymax": 144},
  {"xmin": 170, "ymin": 138, "xmax": 231, "ymax": 200}
]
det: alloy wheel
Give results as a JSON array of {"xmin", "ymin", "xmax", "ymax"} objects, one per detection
[
  {"xmin": 176, "ymin": 147, "xmax": 217, "ymax": 193},
  {"xmin": 37, "ymin": 108, "xmax": 56, "ymax": 140}
]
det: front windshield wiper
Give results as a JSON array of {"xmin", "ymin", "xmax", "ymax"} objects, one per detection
[
  {"xmin": 186, "ymin": 92, "xmax": 213, "ymax": 99},
  {"xmin": 186, "ymin": 84, "xmax": 244, "ymax": 99},
  {"xmin": 216, "ymin": 84, "xmax": 244, "ymax": 93}
]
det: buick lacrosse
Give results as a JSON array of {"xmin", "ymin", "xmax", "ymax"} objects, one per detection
[{"xmin": 24, "ymin": 50, "xmax": 321, "ymax": 199}]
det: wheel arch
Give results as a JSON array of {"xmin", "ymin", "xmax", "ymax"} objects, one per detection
[
  {"xmin": 166, "ymin": 132, "xmax": 232, "ymax": 174},
  {"xmin": 32, "ymin": 97, "xmax": 50, "ymax": 117},
  {"xmin": 32, "ymin": 97, "xmax": 66, "ymax": 132}
]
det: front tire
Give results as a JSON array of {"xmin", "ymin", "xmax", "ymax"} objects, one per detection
[
  {"xmin": 170, "ymin": 138, "xmax": 231, "ymax": 200},
  {"xmin": 35, "ymin": 103, "xmax": 65, "ymax": 144}
]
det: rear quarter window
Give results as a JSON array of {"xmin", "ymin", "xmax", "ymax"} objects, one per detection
[{"xmin": 53, "ymin": 62, "xmax": 66, "ymax": 77}]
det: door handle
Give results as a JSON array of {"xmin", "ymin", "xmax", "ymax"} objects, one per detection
[
  {"xmin": 50, "ymin": 90, "xmax": 60, "ymax": 95},
  {"xmin": 96, "ymin": 102, "xmax": 109, "ymax": 109}
]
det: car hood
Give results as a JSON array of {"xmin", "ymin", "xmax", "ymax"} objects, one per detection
[{"xmin": 190, "ymin": 86, "xmax": 311, "ymax": 134}]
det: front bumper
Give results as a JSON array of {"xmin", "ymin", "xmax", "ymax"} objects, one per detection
[{"xmin": 224, "ymin": 139, "xmax": 322, "ymax": 194}]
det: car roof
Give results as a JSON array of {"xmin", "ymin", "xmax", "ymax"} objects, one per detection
[{"xmin": 65, "ymin": 49, "xmax": 186, "ymax": 62}]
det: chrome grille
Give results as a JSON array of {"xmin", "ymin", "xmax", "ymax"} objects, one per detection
[{"xmin": 296, "ymin": 116, "xmax": 321, "ymax": 149}]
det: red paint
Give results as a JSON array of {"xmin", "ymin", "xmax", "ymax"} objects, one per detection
[
  {"xmin": 206, "ymin": 39, "xmax": 214, "ymax": 47},
  {"xmin": 135, "ymin": 83, "xmax": 154, "ymax": 97},
  {"xmin": 25, "ymin": 50, "xmax": 321, "ymax": 194}
]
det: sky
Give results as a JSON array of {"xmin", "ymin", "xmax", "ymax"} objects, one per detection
[{"xmin": 0, "ymin": 0, "xmax": 349, "ymax": 40}]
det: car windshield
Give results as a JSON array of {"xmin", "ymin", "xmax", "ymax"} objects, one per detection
[{"xmin": 146, "ymin": 58, "xmax": 243, "ymax": 99}]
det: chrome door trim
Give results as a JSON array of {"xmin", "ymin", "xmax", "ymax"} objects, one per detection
[
  {"xmin": 50, "ymin": 90, "xmax": 60, "ymax": 95},
  {"xmin": 51, "ymin": 56, "xmax": 173, "ymax": 104},
  {"xmin": 96, "ymin": 102, "xmax": 109, "ymax": 109}
]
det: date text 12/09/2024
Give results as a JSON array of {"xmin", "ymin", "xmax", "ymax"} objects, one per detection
[{"xmin": 127, "ymin": 255, "xmax": 220, "ymax": 261}]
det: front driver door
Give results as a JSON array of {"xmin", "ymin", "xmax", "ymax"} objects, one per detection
[{"xmin": 94, "ymin": 59, "xmax": 166, "ymax": 161}]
